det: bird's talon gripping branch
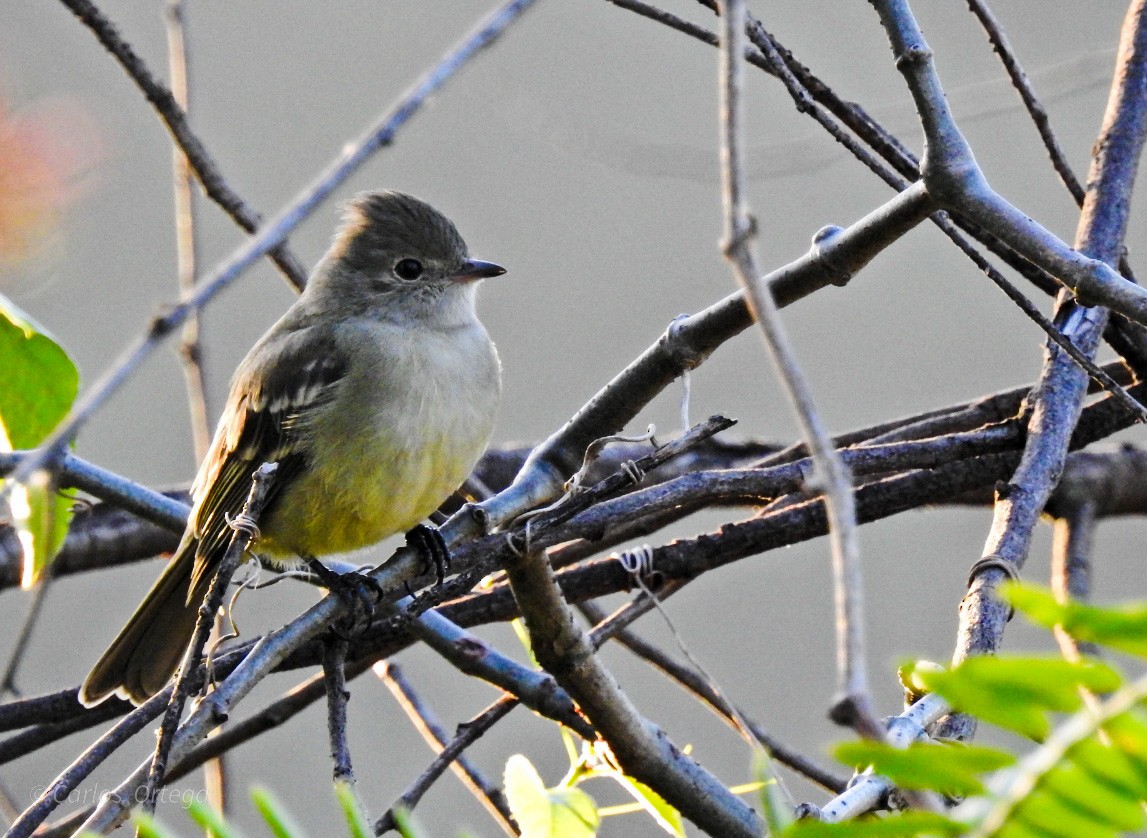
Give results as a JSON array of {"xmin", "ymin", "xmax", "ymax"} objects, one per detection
[
  {"xmin": 305, "ymin": 556, "xmax": 383, "ymax": 632},
  {"xmin": 406, "ymin": 523, "xmax": 451, "ymax": 585}
]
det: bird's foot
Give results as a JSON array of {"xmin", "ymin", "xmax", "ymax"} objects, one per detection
[
  {"xmin": 406, "ymin": 524, "xmax": 450, "ymax": 586},
  {"xmin": 305, "ymin": 556, "xmax": 383, "ymax": 635}
]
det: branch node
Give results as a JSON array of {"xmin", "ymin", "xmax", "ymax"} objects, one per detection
[
  {"xmin": 964, "ymin": 554, "xmax": 1019, "ymax": 621},
  {"xmin": 810, "ymin": 225, "xmax": 852, "ymax": 287},
  {"xmin": 719, "ymin": 214, "xmax": 758, "ymax": 258},
  {"xmin": 794, "ymin": 802, "xmax": 823, "ymax": 820},
  {"xmin": 663, "ymin": 314, "xmax": 708, "ymax": 371},
  {"xmin": 893, "ymin": 44, "xmax": 933, "ymax": 72},
  {"xmin": 463, "ymin": 502, "xmax": 490, "ymax": 535}
]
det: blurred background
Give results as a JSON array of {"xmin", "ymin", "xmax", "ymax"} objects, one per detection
[{"xmin": 2, "ymin": 1, "xmax": 1145, "ymax": 834}]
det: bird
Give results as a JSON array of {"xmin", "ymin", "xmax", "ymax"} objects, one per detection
[{"xmin": 80, "ymin": 190, "xmax": 504, "ymax": 706}]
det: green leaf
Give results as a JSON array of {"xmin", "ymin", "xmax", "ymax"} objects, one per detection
[
  {"xmin": 782, "ymin": 811, "xmax": 964, "ymax": 836},
  {"xmin": 0, "ymin": 296, "xmax": 78, "ymax": 449},
  {"xmin": 611, "ymin": 773, "xmax": 684, "ymax": 836},
  {"xmin": 1040, "ymin": 762, "xmax": 1145, "ymax": 831},
  {"xmin": 1005, "ymin": 583, "xmax": 1147, "ymax": 658},
  {"xmin": 186, "ymin": 801, "xmax": 245, "ymax": 838},
  {"xmin": 334, "ymin": 780, "xmax": 371, "ymax": 838},
  {"xmin": 391, "ymin": 807, "xmax": 428, "ymax": 838},
  {"xmin": 835, "ymin": 740, "xmax": 1013, "ymax": 796},
  {"xmin": 9, "ymin": 471, "xmax": 74, "ymax": 588},
  {"xmin": 0, "ymin": 294, "xmax": 79, "ymax": 587},
  {"xmin": 1009, "ymin": 787, "xmax": 1117, "ymax": 838},
  {"xmin": 755, "ymin": 751, "xmax": 795, "ymax": 834},
  {"xmin": 915, "ymin": 657, "xmax": 1121, "ymax": 740},
  {"xmin": 1101, "ymin": 710, "xmax": 1147, "ymax": 783},
  {"xmin": 1069, "ymin": 736, "xmax": 1147, "ymax": 799},
  {"xmin": 250, "ymin": 786, "xmax": 307, "ymax": 838},
  {"xmin": 504, "ymin": 754, "xmax": 599, "ymax": 838},
  {"xmin": 129, "ymin": 811, "xmax": 179, "ymax": 838}
]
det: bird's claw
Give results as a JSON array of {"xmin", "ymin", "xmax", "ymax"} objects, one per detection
[
  {"xmin": 306, "ymin": 557, "xmax": 382, "ymax": 634},
  {"xmin": 406, "ymin": 524, "xmax": 450, "ymax": 586}
]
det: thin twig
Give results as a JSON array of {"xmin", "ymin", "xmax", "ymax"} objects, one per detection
[
  {"xmin": 6, "ymin": 691, "xmax": 169, "ymax": 838},
  {"xmin": 142, "ymin": 462, "xmax": 279, "ymax": 812},
  {"xmin": 58, "ymin": 0, "xmax": 309, "ymax": 291},
  {"xmin": 0, "ymin": 776, "xmax": 20, "ymax": 825},
  {"xmin": 405, "ymin": 607, "xmax": 593, "ymax": 739},
  {"xmin": 0, "ymin": 576, "xmax": 52, "ymax": 698},
  {"xmin": 374, "ymin": 696, "xmax": 517, "ymax": 835},
  {"xmin": 322, "ymin": 636, "xmax": 354, "ymax": 785},
  {"xmin": 376, "ymin": 662, "xmax": 516, "ymax": 836},
  {"xmin": 577, "ymin": 601, "xmax": 848, "ymax": 794},
  {"xmin": 164, "ymin": 0, "xmax": 227, "ymax": 815},
  {"xmin": 964, "ymin": 0, "xmax": 1085, "ymax": 204},
  {"xmin": 717, "ymin": 0, "xmax": 878, "ymax": 737},
  {"xmin": 165, "ymin": 0, "xmax": 211, "ymax": 462},
  {"xmin": 966, "ymin": 0, "xmax": 1141, "ymax": 290},
  {"xmin": 1050, "ymin": 505, "xmax": 1102, "ymax": 661}
]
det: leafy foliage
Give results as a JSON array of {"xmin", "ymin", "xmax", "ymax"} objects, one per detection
[
  {"xmin": 782, "ymin": 583, "xmax": 1147, "ymax": 837},
  {"xmin": 504, "ymin": 753, "xmax": 600, "ymax": 837},
  {"xmin": 126, "ymin": 783, "xmax": 401, "ymax": 838},
  {"xmin": 0, "ymin": 294, "xmax": 78, "ymax": 586}
]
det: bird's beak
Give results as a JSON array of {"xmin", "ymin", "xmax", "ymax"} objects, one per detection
[{"xmin": 451, "ymin": 258, "xmax": 506, "ymax": 283}]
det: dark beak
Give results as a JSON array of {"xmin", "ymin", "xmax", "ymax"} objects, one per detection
[{"xmin": 451, "ymin": 258, "xmax": 506, "ymax": 282}]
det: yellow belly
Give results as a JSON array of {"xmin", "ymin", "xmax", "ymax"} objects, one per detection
[
  {"xmin": 254, "ymin": 323, "xmax": 500, "ymax": 560},
  {"xmin": 260, "ymin": 430, "xmax": 482, "ymax": 558}
]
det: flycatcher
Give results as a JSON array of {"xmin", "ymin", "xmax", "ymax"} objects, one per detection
[{"xmin": 80, "ymin": 191, "xmax": 504, "ymax": 706}]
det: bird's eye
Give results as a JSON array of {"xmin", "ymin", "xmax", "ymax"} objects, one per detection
[{"xmin": 393, "ymin": 258, "xmax": 423, "ymax": 281}]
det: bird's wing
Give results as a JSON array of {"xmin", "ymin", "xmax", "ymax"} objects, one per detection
[{"xmin": 188, "ymin": 327, "xmax": 347, "ymax": 594}]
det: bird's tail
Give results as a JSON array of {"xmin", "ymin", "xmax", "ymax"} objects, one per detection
[{"xmin": 79, "ymin": 539, "xmax": 208, "ymax": 706}]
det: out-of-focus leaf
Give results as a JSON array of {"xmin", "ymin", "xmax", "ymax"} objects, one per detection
[
  {"xmin": 612, "ymin": 773, "xmax": 684, "ymax": 836},
  {"xmin": 782, "ymin": 811, "xmax": 964, "ymax": 836},
  {"xmin": 835, "ymin": 741, "xmax": 1013, "ymax": 796},
  {"xmin": 754, "ymin": 751, "xmax": 794, "ymax": 834},
  {"xmin": 1005, "ymin": 583, "xmax": 1147, "ymax": 658},
  {"xmin": 914, "ymin": 657, "xmax": 1121, "ymax": 740},
  {"xmin": 0, "ymin": 95, "xmax": 99, "ymax": 267},
  {"xmin": 129, "ymin": 812, "xmax": 179, "ymax": 838},
  {"xmin": 1102, "ymin": 710, "xmax": 1147, "ymax": 783},
  {"xmin": 1040, "ymin": 762, "xmax": 1145, "ymax": 832},
  {"xmin": 505, "ymin": 754, "xmax": 599, "ymax": 837},
  {"xmin": 334, "ymin": 780, "xmax": 371, "ymax": 838},
  {"xmin": 1007, "ymin": 787, "xmax": 1116, "ymax": 838},
  {"xmin": 391, "ymin": 807, "xmax": 428, "ymax": 838},
  {"xmin": 186, "ymin": 800, "xmax": 245, "ymax": 838},
  {"xmin": 250, "ymin": 786, "xmax": 307, "ymax": 838},
  {"xmin": 1069, "ymin": 736, "xmax": 1147, "ymax": 799},
  {"xmin": 0, "ymin": 295, "xmax": 78, "ymax": 587}
]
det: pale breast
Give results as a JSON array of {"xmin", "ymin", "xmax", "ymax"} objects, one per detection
[{"xmin": 263, "ymin": 320, "xmax": 501, "ymax": 557}]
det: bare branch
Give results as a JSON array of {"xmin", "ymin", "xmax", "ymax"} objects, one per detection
[
  {"xmin": 718, "ymin": 0, "xmax": 878, "ymax": 737},
  {"xmin": 165, "ymin": 0, "xmax": 212, "ymax": 462},
  {"xmin": 57, "ymin": 0, "xmax": 309, "ymax": 291},
  {"xmin": 577, "ymin": 601, "xmax": 849, "ymax": 794},
  {"xmin": 376, "ymin": 662, "xmax": 516, "ymax": 836},
  {"xmin": 934, "ymin": 0, "xmax": 1147, "ymax": 740},
  {"xmin": 143, "ymin": 461, "xmax": 279, "ymax": 813},
  {"xmin": 374, "ymin": 696, "xmax": 517, "ymax": 835}
]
